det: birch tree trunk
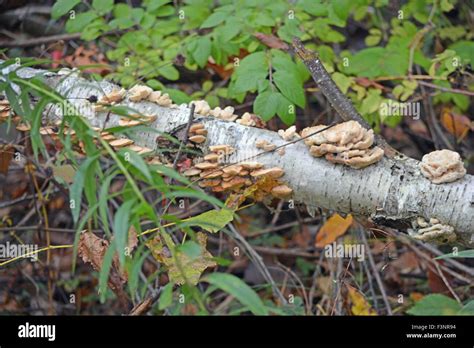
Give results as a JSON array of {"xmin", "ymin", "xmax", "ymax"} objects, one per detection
[{"xmin": 4, "ymin": 64, "xmax": 474, "ymax": 246}]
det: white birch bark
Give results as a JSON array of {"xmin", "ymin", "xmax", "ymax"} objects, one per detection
[{"xmin": 4, "ymin": 65, "xmax": 474, "ymax": 246}]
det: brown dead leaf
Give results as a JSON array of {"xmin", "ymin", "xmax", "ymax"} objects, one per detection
[
  {"xmin": 293, "ymin": 225, "xmax": 311, "ymax": 248},
  {"xmin": 0, "ymin": 144, "xmax": 13, "ymax": 175},
  {"xmin": 52, "ymin": 164, "xmax": 76, "ymax": 184},
  {"xmin": 440, "ymin": 107, "xmax": 472, "ymax": 140},
  {"xmin": 77, "ymin": 231, "xmax": 129, "ymax": 308},
  {"xmin": 77, "ymin": 231, "xmax": 109, "ymax": 271},
  {"xmin": 427, "ymin": 261, "xmax": 451, "ymax": 295},
  {"xmin": 391, "ymin": 251, "xmax": 420, "ymax": 273},
  {"xmin": 64, "ymin": 44, "xmax": 111, "ymax": 75},
  {"xmin": 315, "ymin": 214, "xmax": 353, "ymax": 248},
  {"xmin": 253, "ymin": 32, "xmax": 289, "ymax": 50},
  {"xmin": 410, "ymin": 292, "xmax": 424, "ymax": 302},
  {"xmin": 207, "ymin": 48, "xmax": 248, "ymax": 79}
]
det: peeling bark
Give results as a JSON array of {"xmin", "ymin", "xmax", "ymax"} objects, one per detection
[{"xmin": 3, "ymin": 64, "xmax": 474, "ymax": 246}]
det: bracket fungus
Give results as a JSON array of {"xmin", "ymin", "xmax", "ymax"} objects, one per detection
[
  {"xmin": 301, "ymin": 120, "xmax": 384, "ymax": 169},
  {"xmin": 192, "ymin": 100, "xmax": 212, "ymax": 116},
  {"xmin": 255, "ymin": 139, "xmax": 276, "ymax": 151},
  {"xmin": 419, "ymin": 149, "xmax": 466, "ymax": 184},
  {"xmin": 209, "ymin": 106, "xmax": 238, "ymax": 121},
  {"xmin": 278, "ymin": 125, "xmax": 299, "ymax": 141},
  {"xmin": 236, "ymin": 112, "xmax": 257, "ymax": 127},
  {"xmin": 128, "ymin": 85, "xmax": 153, "ymax": 102},
  {"xmin": 410, "ymin": 217, "xmax": 456, "ymax": 244},
  {"xmin": 99, "ymin": 88, "xmax": 126, "ymax": 104},
  {"xmin": 148, "ymin": 91, "xmax": 172, "ymax": 107}
]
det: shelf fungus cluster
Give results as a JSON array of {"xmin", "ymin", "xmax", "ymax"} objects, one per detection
[
  {"xmin": 181, "ymin": 144, "xmax": 293, "ymax": 200},
  {"xmin": 191, "ymin": 100, "xmax": 238, "ymax": 121},
  {"xmin": 128, "ymin": 85, "xmax": 173, "ymax": 106},
  {"xmin": 15, "ymin": 119, "xmax": 153, "ymax": 157},
  {"xmin": 190, "ymin": 100, "xmax": 265, "ymax": 127},
  {"xmin": 188, "ymin": 123, "xmax": 208, "ymax": 144},
  {"xmin": 409, "ymin": 217, "xmax": 456, "ymax": 244},
  {"xmin": 94, "ymin": 85, "xmax": 174, "ymax": 112},
  {"xmin": 419, "ymin": 149, "xmax": 466, "ymax": 184},
  {"xmin": 93, "ymin": 87, "xmax": 126, "ymax": 112},
  {"xmin": 278, "ymin": 126, "xmax": 300, "ymax": 141},
  {"xmin": 300, "ymin": 120, "xmax": 384, "ymax": 169}
]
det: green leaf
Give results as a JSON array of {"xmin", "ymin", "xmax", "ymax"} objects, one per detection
[
  {"xmin": 344, "ymin": 47, "xmax": 409, "ymax": 78},
  {"xmin": 440, "ymin": 0, "xmax": 454, "ymax": 12},
  {"xmin": 459, "ymin": 301, "xmax": 474, "ymax": 315},
  {"xmin": 407, "ymin": 294, "xmax": 461, "ymax": 316},
  {"xmin": 365, "ymin": 35, "xmax": 381, "ymax": 46},
  {"xmin": 70, "ymin": 155, "xmax": 99, "ymax": 224},
  {"xmin": 179, "ymin": 241, "xmax": 202, "ymax": 260},
  {"xmin": 65, "ymin": 12, "xmax": 99, "ymax": 33},
  {"xmin": 200, "ymin": 11, "xmax": 228, "ymax": 28},
  {"xmin": 163, "ymin": 88, "xmax": 191, "ymax": 104},
  {"xmin": 123, "ymin": 149, "xmax": 152, "ymax": 182},
  {"xmin": 99, "ymin": 240, "xmax": 116, "ymax": 303},
  {"xmin": 276, "ymin": 94, "xmax": 295, "ymax": 126},
  {"xmin": 92, "ymin": 0, "xmax": 114, "ymax": 14},
  {"xmin": 158, "ymin": 283, "xmax": 174, "ymax": 310},
  {"xmin": 332, "ymin": 72, "xmax": 352, "ymax": 94},
  {"xmin": 184, "ymin": 209, "xmax": 234, "ymax": 233},
  {"xmin": 436, "ymin": 249, "xmax": 474, "ymax": 259},
  {"xmin": 204, "ymin": 273, "xmax": 268, "ymax": 315},
  {"xmin": 52, "ymin": 0, "xmax": 81, "ymax": 19},
  {"xmin": 360, "ymin": 89, "xmax": 383, "ymax": 115},
  {"xmin": 218, "ymin": 20, "xmax": 241, "ymax": 41},
  {"xmin": 191, "ymin": 36, "xmax": 212, "ymax": 68},
  {"xmin": 273, "ymin": 70, "xmax": 306, "ymax": 108},
  {"xmin": 449, "ymin": 41, "xmax": 474, "ymax": 65},
  {"xmin": 253, "ymin": 91, "xmax": 280, "ymax": 120},
  {"xmin": 233, "ymin": 71, "xmax": 268, "ymax": 93},
  {"xmin": 113, "ymin": 200, "xmax": 135, "ymax": 265},
  {"xmin": 236, "ymin": 52, "xmax": 268, "ymax": 74},
  {"xmin": 146, "ymin": 0, "xmax": 170, "ymax": 12}
]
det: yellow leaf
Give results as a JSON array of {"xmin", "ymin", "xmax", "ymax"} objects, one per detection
[
  {"xmin": 315, "ymin": 213, "xmax": 353, "ymax": 248},
  {"xmin": 347, "ymin": 285, "xmax": 377, "ymax": 316},
  {"xmin": 146, "ymin": 232, "xmax": 216, "ymax": 286}
]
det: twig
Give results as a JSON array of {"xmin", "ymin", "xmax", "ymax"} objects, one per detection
[
  {"xmin": 0, "ymin": 244, "xmax": 73, "ymax": 267},
  {"xmin": 0, "ymin": 29, "xmax": 124, "ymax": 48},
  {"xmin": 433, "ymin": 262, "xmax": 461, "ymax": 304},
  {"xmin": 0, "ymin": 32, "xmax": 82, "ymax": 48},
  {"xmin": 226, "ymin": 223, "xmax": 288, "ymax": 305},
  {"xmin": 129, "ymin": 288, "xmax": 162, "ymax": 316},
  {"xmin": 414, "ymin": 241, "xmax": 474, "ymax": 277},
  {"xmin": 0, "ymin": 188, "xmax": 58, "ymax": 208},
  {"xmin": 417, "ymin": 66, "xmax": 454, "ymax": 150},
  {"xmin": 408, "ymin": 2, "xmax": 437, "ymax": 75},
  {"xmin": 417, "ymin": 80, "xmax": 474, "ymax": 97},
  {"xmin": 291, "ymin": 37, "xmax": 397, "ymax": 157},
  {"xmin": 359, "ymin": 228, "xmax": 393, "ymax": 315},
  {"xmin": 292, "ymin": 38, "xmax": 370, "ymax": 129}
]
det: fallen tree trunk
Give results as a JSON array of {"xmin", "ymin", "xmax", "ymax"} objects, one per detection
[{"xmin": 4, "ymin": 64, "xmax": 474, "ymax": 246}]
